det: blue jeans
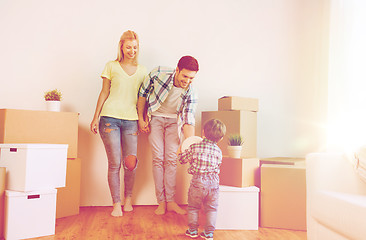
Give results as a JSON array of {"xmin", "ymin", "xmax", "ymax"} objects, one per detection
[
  {"xmin": 188, "ymin": 174, "xmax": 220, "ymax": 234},
  {"xmin": 148, "ymin": 116, "xmax": 180, "ymax": 203},
  {"xmin": 99, "ymin": 116, "xmax": 138, "ymax": 203}
]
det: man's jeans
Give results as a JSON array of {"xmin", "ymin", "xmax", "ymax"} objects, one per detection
[
  {"xmin": 99, "ymin": 116, "xmax": 138, "ymax": 204},
  {"xmin": 188, "ymin": 174, "xmax": 220, "ymax": 234},
  {"xmin": 148, "ymin": 116, "xmax": 180, "ymax": 203}
]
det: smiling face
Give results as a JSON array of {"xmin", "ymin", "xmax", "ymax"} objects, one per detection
[
  {"xmin": 174, "ymin": 68, "xmax": 197, "ymax": 89},
  {"xmin": 122, "ymin": 39, "xmax": 138, "ymax": 60}
]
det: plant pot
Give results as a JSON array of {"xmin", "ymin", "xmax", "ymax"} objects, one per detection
[
  {"xmin": 46, "ymin": 101, "xmax": 61, "ymax": 112},
  {"xmin": 227, "ymin": 146, "xmax": 242, "ymax": 158}
]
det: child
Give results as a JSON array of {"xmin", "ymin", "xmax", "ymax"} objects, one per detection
[{"xmin": 178, "ymin": 119, "xmax": 226, "ymax": 240}]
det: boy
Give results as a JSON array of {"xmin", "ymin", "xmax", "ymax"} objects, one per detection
[{"xmin": 178, "ymin": 119, "xmax": 226, "ymax": 240}]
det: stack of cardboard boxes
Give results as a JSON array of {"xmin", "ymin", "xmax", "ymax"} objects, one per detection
[
  {"xmin": 201, "ymin": 96, "xmax": 260, "ymax": 230},
  {"xmin": 0, "ymin": 109, "xmax": 81, "ymax": 239}
]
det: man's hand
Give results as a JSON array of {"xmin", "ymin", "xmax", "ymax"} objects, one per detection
[{"xmin": 183, "ymin": 124, "xmax": 195, "ymax": 139}]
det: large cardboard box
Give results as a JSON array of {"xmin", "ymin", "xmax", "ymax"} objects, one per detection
[
  {"xmin": 5, "ymin": 189, "xmax": 57, "ymax": 240},
  {"xmin": 0, "ymin": 109, "xmax": 78, "ymax": 158},
  {"xmin": 201, "ymin": 110, "xmax": 257, "ymax": 158},
  {"xmin": 56, "ymin": 158, "xmax": 81, "ymax": 218},
  {"xmin": 218, "ymin": 96, "xmax": 258, "ymax": 112},
  {"xmin": 0, "ymin": 144, "xmax": 68, "ymax": 192},
  {"xmin": 0, "ymin": 168, "xmax": 5, "ymax": 240},
  {"xmin": 219, "ymin": 157, "xmax": 259, "ymax": 187},
  {"xmin": 216, "ymin": 186, "xmax": 259, "ymax": 230},
  {"xmin": 260, "ymin": 163, "xmax": 306, "ymax": 230}
]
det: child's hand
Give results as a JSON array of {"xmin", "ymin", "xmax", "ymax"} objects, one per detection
[{"xmin": 177, "ymin": 145, "xmax": 182, "ymax": 155}]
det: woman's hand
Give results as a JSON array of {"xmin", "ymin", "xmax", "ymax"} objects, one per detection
[{"xmin": 90, "ymin": 118, "xmax": 99, "ymax": 134}]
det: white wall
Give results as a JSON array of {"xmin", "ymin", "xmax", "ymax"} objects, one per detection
[{"xmin": 0, "ymin": 0, "xmax": 329, "ymax": 206}]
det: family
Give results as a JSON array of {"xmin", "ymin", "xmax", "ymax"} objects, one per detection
[{"xmin": 90, "ymin": 30, "xmax": 226, "ymax": 240}]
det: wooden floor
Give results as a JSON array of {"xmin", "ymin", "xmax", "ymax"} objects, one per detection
[{"xmin": 32, "ymin": 206, "xmax": 307, "ymax": 240}]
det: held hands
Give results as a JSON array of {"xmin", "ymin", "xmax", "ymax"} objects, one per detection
[{"xmin": 138, "ymin": 119, "xmax": 150, "ymax": 133}]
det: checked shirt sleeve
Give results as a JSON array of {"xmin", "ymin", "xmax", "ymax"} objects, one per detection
[
  {"xmin": 178, "ymin": 148, "xmax": 193, "ymax": 165},
  {"xmin": 180, "ymin": 87, "xmax": 198, "ymax": 127},
  {"xmin": 139, "ymin": 67, "xmax": 158, "ymax": 98}
]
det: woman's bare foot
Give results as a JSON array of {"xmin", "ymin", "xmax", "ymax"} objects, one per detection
[
  {"xmin": 111, "ymin": 202, "xmax": 123, "ymax": 217},
  {"xmin": 124, "ymin": 196, "xmax": 133, "ymax": 212}
]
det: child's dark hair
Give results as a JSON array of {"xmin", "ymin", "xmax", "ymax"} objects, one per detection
[
  {"xmin": 177, "ymin": 55, "xmax": 199, "ymax": 72},
  {"xmin": 203, "ymin": 119, "xmax": 226, "ymax": 142}
]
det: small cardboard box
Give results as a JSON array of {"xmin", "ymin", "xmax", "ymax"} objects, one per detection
[
  {"xmin": 5, "ymin": 189, "xmax": 57, "ymax": 240},
  {"xmin": 218, "ymin": 96, "xmax": 258, "ymax": 112},
  {"xmin": 260, "ymin": 163, "xmax": 306, "ymax": 230},
  {"xmin": 219, "ymin": 157, "xmax": 259, "ymax": 187},
  {"xmin": 201, "ymin": 110, "xmax": 257, "ymax": 158},
  {"xmin": 56, "ymin": 158, "xmax": 81, "ymax": 218},
  {"xmin": 216, "ymin": 186, "xmax": 259, "ymax": 230},
  {"xmin": 0, "ymin": 109, "xmax": 78, "ymax": 158},
  {"xmin": 0, "ymin": 144, "xmax": 68, "ymax": 192}
]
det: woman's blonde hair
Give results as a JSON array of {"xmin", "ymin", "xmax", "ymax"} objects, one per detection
[{"xmin": 116, "ymin": 30, "xmax": 139, "ymax": 64}]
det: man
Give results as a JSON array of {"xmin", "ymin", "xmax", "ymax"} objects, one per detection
[{"xmin": 137, "ymin": 56, "xmax": 199, "ymax": 215}]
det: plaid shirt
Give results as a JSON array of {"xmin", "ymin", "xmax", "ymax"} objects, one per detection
[
  {"xmin": 138, "ymin": 66, "xmax": 198, "ymax": 135},
  {"xmin": 178, "ymin": 138, "xmax": 222, "ymax": 176}
]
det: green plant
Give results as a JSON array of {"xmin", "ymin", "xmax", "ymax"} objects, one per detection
[
  {"xmin": 228, "ymin": 134, "xmax": 244, "ymax": 146},
  {"xmin": 44, "ymin": 89, "xmax": 62, "ymax": 101}
]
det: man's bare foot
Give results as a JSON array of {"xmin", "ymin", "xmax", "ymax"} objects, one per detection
[
  {"xmin": 111, "ymin": 202, "xmax": 123, "ymax": 217},
  {"xmin": 124, "ymin": 196, "xmax": 133, "ymax": 212},
  {"xmin": 154, "ymin": 202, "xmax": 166, "ymax": 215},
  {"xmin": 167, "ymin": 201, "xmax": 187, "ymax": 215}
]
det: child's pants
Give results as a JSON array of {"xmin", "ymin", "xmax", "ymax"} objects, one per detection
[{"xmin": 187, "ymin": 174, "xmax": 220, "ymax": 234}]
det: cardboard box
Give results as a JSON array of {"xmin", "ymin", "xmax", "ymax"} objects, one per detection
[
  {"xmin": 56, "ymin": 158, "xmax": 81, "ymax": 218},
  {"xmin": 201, "ymin": 110, "xmax": 257, "ymax": 158},
  {"xmin": 218, "ymin": 96, "xmax": 258, "ymax": 112},
  {"xmin": 0, "ymin": 109, "xmax": 78, "ymax": 158},
  {"xmin": 216, "ymin": 186, "xmax": 259, "ymax": 230},
  {"xmin": 219, "ymin": 157, "xmax": 259, "ymax": 187},
  {"xmin": 0, "ymin": 168, "xmax": 5, "ymax": 240},
  {"xmin": 260, "ymin": 163, "xmax": 306, "ymax": 230},
  {"xmin": 4, "ymin": 189, "xmax": 57, "ymax": 240},
  {"xmin": 0, "ymin": 144, "xmax": 68, "ymax": 191}
]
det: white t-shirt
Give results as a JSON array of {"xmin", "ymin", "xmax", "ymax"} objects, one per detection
[{"xmin": 152, "ymin": 86, "xmax": 184, "ymax": 118}]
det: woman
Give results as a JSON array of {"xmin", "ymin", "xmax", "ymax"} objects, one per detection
[{"xmin": 90, "ymin": 30, "xmax": 147, "ymax": 217}]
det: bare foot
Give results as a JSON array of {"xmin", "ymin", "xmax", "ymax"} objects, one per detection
[
  {"xmin": 154, "ymin": 202, "xmax": 166, "ymax": 215},
  {"xmin": 111, "ymin": 202, "xmax": 123, "ymax": 217},
  {"xmin": 167, "ymin": 201, "xmax": 187, "ymax": 215},
  {"xmin": 124, "ymin": 196, "xmax": 133, "ymax": 212}
]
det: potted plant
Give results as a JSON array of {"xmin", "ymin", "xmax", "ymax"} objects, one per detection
[
  {"xmin": 227, "ymin": 134, "xmax": 244, "ymax": 158},
  {"xmin": 44, "ymin": 89, "xmax": 62, "ymax": 111}
]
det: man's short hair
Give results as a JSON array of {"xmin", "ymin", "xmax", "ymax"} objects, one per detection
[
  {"xmin": 203, "ymin": 119, "xmax": 226, "ymax": 142},
  {"xmin": 177, "ymin": 56, "xmax": 199, "ymax": 72}
]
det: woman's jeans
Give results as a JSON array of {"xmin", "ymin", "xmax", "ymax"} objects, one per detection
[
  {"xmin": 188, "ymin": 174, "xmax": 220, "ymax": 234},
  {"xmin": 148, "ymin": 116, "xmax": 180, "ymax": 203},
  {"xmin": 99, "ymin": 116, "xmax": 138, "ymax": 204}
]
